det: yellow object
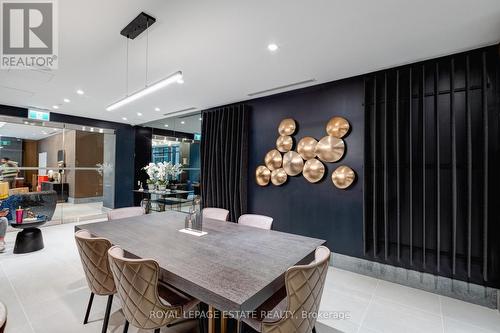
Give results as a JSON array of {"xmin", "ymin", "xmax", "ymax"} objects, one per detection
[{"xmin": 0, "ymin": 182, "xmax": 9, "ymax": 199}]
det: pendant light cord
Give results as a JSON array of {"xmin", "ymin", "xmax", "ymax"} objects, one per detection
[{"xmin": 145, "ymin": 19, "xmax": 149, "ymax": 86}]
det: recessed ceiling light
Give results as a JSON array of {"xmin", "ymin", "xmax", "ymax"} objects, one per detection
[
  {"xmin": 42, "ymin": 131, "xmax": 47, "ymax": 135},
  {"xmin": 267, "ymin": 43, "xmax": 279, "ymax": 52},
  {"xmin": 122, "ymin": 117, "xmax": 127, "ymax": 121},
  {"xmin": 76, "ymin": 89, "xmax": 84, "ymax": 95},
  {"xmin": 154, "ymin": 107, "xmax": 160, "ymax": 112},
  {"xmin": 137, "ymin": 112, "xmax": 143, "ymax": 116},
  {"xmin": 63, "ymin": 98, "xmax": 70, "ymax": 103},
  {"xmin": 164, "ymin": 124, "xmax": 168, "ymax": 127},
  {"xmin": 99, "ymin": 129, "xmax": 103, "ymax": 133},
  {"xmin": 199, "ymin": 117, "xmax": 202, "ymax": 121},
  {"xmin": 52, "ymin": 105, "xmax": 59, "ymax": 109},
  {"xmin": 180, "ymin": 121, "xmax": 185, "ymax": 124},
  {"xmin": 90, "ymin": 128, "xmax": 94, "ymax": 132}
]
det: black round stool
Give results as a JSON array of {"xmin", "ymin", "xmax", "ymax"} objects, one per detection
[{"xmin": 9, "ymin": 220, "xmax": 47, "ymax": 254}]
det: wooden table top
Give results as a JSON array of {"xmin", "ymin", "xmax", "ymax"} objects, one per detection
[{"xmin": 76, "ymin": 211, "xmax": 325, "ymax": 312}]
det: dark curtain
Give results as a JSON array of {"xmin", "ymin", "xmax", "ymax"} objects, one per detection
[{"xmin": 201, "ymin": 104, "xmax": 249, "ymax": 222}]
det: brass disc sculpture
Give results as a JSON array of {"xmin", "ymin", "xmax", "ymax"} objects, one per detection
[
  {"xmin": 302, "ymin": 158, "xmax": 325, "ymax": 183},
  {"xmin": 255, "ymin": 166, "xmax": 271, "ymax": 186},
  {"xmin": 297, "ymin": 136, "xmax": 318, "ymax": 160},
  {"xmin": 276, "ymin": 135, "xmax": 293, "ymax": 153},
  {"xmin": 282, "ymin": 151, "xmax": 304, "ymax": 176},
  {"xmin": 271, "ymin": 168, "xmax": 288, "ymax": 186},
  {"xmin": 326, "ymin": 116, "xmax": 350, "ymax": 138},
  {"xmin": 331, "ymin": 165, "xmax": 356, "ymax": 189},
  {"xmin": 315, "ymin": 136, "xmax": 345, "ymax": 163},
  {"xmin": 278, "ymin": 118, "xmax": 297, "ymax": 136},
  {"xmin": 264, "ymin": 149, "xmax": 282, "ymax": 171}
]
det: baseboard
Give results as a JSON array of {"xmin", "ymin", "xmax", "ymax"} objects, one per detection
[
  {"xmin": 331, "ymin": 252, "xmax": 498, "ymax": 309},
  {"xmin": 67, "ymin": 196, "xmax": 103, "ymax": 204}
]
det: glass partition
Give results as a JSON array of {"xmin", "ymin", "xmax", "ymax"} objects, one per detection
[{"xmin": 0, "ymin": 116, "xmax": 115, "ymax": 226}]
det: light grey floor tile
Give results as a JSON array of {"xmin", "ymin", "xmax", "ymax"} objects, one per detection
[{"xmin": 440, "ymin": 295, "xmax": 500, "ymax": 332}]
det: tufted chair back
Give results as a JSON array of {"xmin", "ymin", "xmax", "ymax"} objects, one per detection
[
  {"xmin": 107, "ymin": 246, "xmax": 183, "ymax": 329},
  {"xmin": 262, "ymin": 246, "xmax": 330, "ymax": 333},
  {"xmin": 75, "ymin": 230, "xmax": 116, "ymax": 295}
]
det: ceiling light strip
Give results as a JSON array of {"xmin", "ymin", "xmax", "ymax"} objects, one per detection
[{"xmin": 106, "ymin": 71, "xmax": 182, "ymax": 111}]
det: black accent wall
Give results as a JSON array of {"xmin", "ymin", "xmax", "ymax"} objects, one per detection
[
  {"xmin": 217, "ymin": 44, "xmax": 500, "ymax": 288},
  {"xmin": 246, "ymin": 79, "xmax": 366, "ymax": 258},
  {"xmin": 0, "ymin": 105, "xmax": 135, "ymax": 208}
]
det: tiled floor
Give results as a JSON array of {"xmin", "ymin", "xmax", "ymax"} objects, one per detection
[{"xmin": 1, "ymin": 222, "xmax": 499, "ymax": 333}]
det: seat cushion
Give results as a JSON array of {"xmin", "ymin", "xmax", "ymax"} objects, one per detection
[{"xmin": 0, "ymin": 301, "xmax": 6, "ymax": 332}]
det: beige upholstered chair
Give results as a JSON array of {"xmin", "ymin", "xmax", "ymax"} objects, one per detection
[
  {"xmin": 240, "ymin": 246, "xmax": 330, "ymax": 333},
  {"xmin": 74, "ymin": 230, "xmax": 116, "ymax": 333},
  {"xmin": 202, "ymin": 207, "xmax": 229, "ymax": 221},
  {"xmin": 0, "ymin": 300, "xmax": 6, "ymax": 333},
  {"xmin": 107, "ymin": 206, "xmax": 145, "ymax": 221},
  {"xmin": 238, "ymin": 214, "xmax": 273, "ymax": 230},
  {"xmin": 107, "ymin": 245, "xmax": 200, "ymax": 333}
]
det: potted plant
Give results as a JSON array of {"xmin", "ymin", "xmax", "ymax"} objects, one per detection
[
  {"xmin": 157, "ymin": 179, "xmax": 167, "ymax": 191},
  {"xmin": 143, "ymin": 163, "xmax": 158, "ymax": 190}
]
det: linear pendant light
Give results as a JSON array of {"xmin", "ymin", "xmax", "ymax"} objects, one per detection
[{"xmin": 106, "ymin": 71, "xmax": 182, "ymax": 111}]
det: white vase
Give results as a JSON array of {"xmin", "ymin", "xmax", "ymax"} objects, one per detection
[
  {"xmin": 147, "ymin": 184, "xmax": 156, "ymax": 191},
  {"xmin": 158, "ymin": 184, "xmax": 167, "ymax": 191}
]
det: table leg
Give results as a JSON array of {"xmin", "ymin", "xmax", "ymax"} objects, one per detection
[
  {"xmin": 221, "ymin": 315, "xmax": 227, "ymax": 333},
  {"xmin": 208, "ymin": 305, "xmax": 215, "ymax": 333}
]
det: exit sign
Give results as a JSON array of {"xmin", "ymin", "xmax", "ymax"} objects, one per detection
[
  {"xmin": 28, "ymin": 110, "xmax": 50, "ymax": 121},
  {"xmin": 194, "ymin": 133, "xmax": 202, "ymax": 141}
]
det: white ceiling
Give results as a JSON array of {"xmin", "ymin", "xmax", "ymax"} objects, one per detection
[
  {"xmin": 0, "ymin": 122, "xmax": 61, "ymax": 140},
  {"xmin": 143, "ymin": 112, "xmax": 202, "ymax": 134},
  {"xmin": 0, "ymin": 0, "xmax": 499, "ymax": 125}
]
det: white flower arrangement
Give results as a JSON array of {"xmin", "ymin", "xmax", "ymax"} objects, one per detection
[{"xmin": 143, "ymin": 162, "xmax": 183, "ymax": 185}]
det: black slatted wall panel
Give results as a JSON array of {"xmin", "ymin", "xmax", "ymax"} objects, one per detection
[{"xmin": 364, "ymin": 46, "xmax": 500, "ymax": 287}]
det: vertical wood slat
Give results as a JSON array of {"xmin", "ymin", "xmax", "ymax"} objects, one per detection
[
  {"xmin": 373, "ymin": 76, "xmax": 378, "ymax": 258},
  {"xmin": 481, "ymin": 52, "xmax": 488, "ymax": 281},
  {"xmin": 396, "ymin": 70, "xmax": 401, "ymax": 262},
  {"xmin": 363, "ymin": 77, "xmax": 368, "ymax": 254},
  {"xmin": 409, "ymin": 67, "xmax": 413, "ymax": 266},
  {"xmin": 384, "ymin": 73, "xmax": 389, "ymax": 260},
  {"xmin": 422, "ymin": 65, "xmax": 426, "ymax": 269},
  {"xmin": 465, "ymin": 55, "xmax": 472, "ymax": 279},
  {"xmin": 451, "ymin": 58, "xmax": 457, "ymax": 276},
  {"xmin": 435, "ymin": 63, "xmax": 441, "ymax": 273}
]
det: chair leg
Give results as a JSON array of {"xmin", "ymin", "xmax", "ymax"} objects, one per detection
[
  {"xmin": 312, "ymin": 326, "xmax": 317, "ymax": 333},
  {"xmin": 83, "ymin": 292, "xmax": 94, "ymax": 324},
  {"xmin": 123, "ymin": 320, "xmax": 129, "ymax": 333},
  {"xmin": 154, "ymin": 329, "xmax": 160, "ymax": 333},
  {"xmin": 101, "ymin": 294, "xmax": 114, "ymax": 333}
]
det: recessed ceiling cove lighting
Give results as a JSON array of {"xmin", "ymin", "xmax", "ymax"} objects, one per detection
[
  {"xmin": 76, "ymin": 89, "xmax": 84, "ymax": 95},
  {"xmin": 155, "ymin": 107, "xmax": 160, "ymax": 111},
  {"xmin": 137, "ymin": 112, "xmax": 143, "ymax": 116},
  {"xmin": 63, "ymin": 98, "xmax": 70, "ymax": 103},
  {"xmin": 267, "ymin": 43, "xmax": 279, "ymax": 52},
  {"xmin": 106, "ymin": 71, "xmax": 183, "ymax": 111},
  {"xmin": 52, "ymin": 105, "xmax": 59, "ymax": 109}
]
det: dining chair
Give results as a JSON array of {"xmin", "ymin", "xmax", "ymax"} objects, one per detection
[
  {"xmin": 239, "ymin": 246, "xmax": 330, "ymax": 333},
  {"xmin": 107, "ymin": 245, "xmax": 201, "ymax": 333},
  {"xmin": 74, "ymin": 230, "xmax": 116, "ymax": 333},
  {"xmin": 238, "ymin": 214, "xmax": 273, "ymax": 230},
  {"xmin": 202, "ymin": 207, "xmax": 229, "ymax": 221},
  {"xmin": 107, "ymin": 206, "xmax": 145, "ymax": 221},
  {"xmin": 0, "ymin": 300, "xmax": 6, "ymax": 333}
]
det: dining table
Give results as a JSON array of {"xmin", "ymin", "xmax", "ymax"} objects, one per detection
[{"xmin": 75, "ymin": 211, "xmax": 326, "ymax": 333}]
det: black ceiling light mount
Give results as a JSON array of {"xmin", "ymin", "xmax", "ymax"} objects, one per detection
[{"xmin": 120, "ymin": 12, "xmax": 156, "ymax": 39}]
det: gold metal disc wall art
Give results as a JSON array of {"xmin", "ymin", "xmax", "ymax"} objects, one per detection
[
  {"xmin": 255, "ymin": 166, "xmax": 271, "ymax": 186},
  {"xmin": 297, "ymin": 136, "xmax": 317, "ymax": 160},
  {"xmin": 331, "ymin": 165, "xmax": 356, "ymax": 189},
  {"xmin": 264, "ymin": 149, "xmax": 283, "ymax": 171},
  {"xmin": 326, "ymin": 116, "xmax": 350, "ymax": 138},
  {"xmin": 302, "ymin": 158, "xmax": 325, "ymax": 183},
  {"xmin": 271, "ymin": 168, "xmax": 288, "ymax": 186},
  {"xmin": 276, "ymin": 135, "xmax": 293, "ymax": 152},
  {"xmin": 282, "ymin": 151, "xmax": 304, "ymax": 176},
  {"xmin": 278, "ymin": 118, "xmax": 297, "ymax": 136},
  {"xmin": 315, "ymin": 136, "xmax": 345, "ymax": 163}
]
